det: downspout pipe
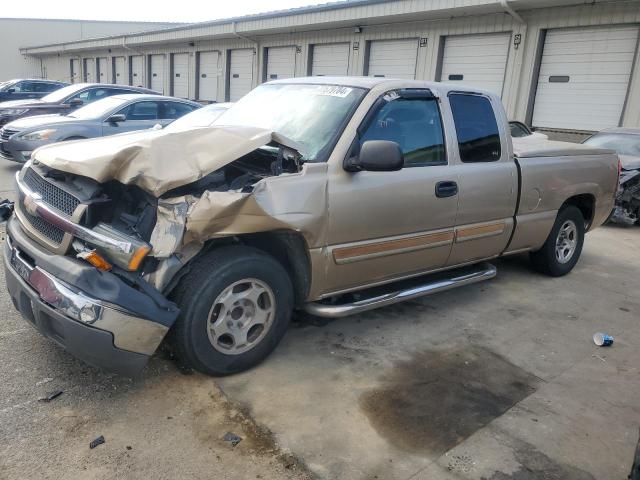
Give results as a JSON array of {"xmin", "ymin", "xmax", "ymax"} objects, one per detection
[
  {"xmin": 499, "ymin": 0, "xmax": 524, "ymax": 23},
  {"xmin": 232, "ymin": 21, "xmax": 258, "ymax": 46}
]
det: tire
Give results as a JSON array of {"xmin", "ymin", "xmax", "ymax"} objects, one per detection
[
  {"xmin": 529, "ymin": 205, "xmax": 585, "ymax": 277},
  {"xmin": 169, "ymin": 246, "xmax": 294, "ymax": 376}
]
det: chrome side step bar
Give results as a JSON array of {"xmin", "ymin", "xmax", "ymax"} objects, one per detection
[{"xmin": 304, "ymin": 262, "xmax": 497, "ymax": 318}]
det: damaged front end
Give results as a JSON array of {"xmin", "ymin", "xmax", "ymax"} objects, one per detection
[
  {"xmin": 4, "ymin": 125, "xmax": 317, "ymax": 375},
  {"xmin": 610, "ymin": 167, "xmax": 640, "ymax": 226}
]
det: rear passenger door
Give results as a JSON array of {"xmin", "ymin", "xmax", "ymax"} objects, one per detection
[
  {"xmin": 102, "ymin": 101, "xmax": 161, "ymax": 136},
  {"xmin": 445, "ymin": 92, "xmax": 517, "ymax": 266},
  {"xmin": 324, "ymin": 90, "xmax": 459, "ymax": 295},
  {"xmin": 159, "ymin": 101, "xmax": 199, "ymax": 127}
]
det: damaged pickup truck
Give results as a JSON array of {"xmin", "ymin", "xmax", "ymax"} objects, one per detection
[{"xmin": 3, "ymin": 77, "xmax": 619, "ymax": 376}]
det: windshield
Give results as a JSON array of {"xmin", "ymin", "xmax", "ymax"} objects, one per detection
[
  {"xmin": 68, "ymin": 96, "xmax": 128, "ymax": 120},
  {"xmin": 584, "ymin": 133, "xmax": 640, "ymax": 157},
  {"xmin": 41, "ymin": 84, "xmax": 87, "ymax": 103},
  {"xmin": 165, "ymin": 104, "xmax": 230, "ymax": 131},
  {"xmin": 213, "ymin": 83, "xmax": 367, "ymax": 161}
]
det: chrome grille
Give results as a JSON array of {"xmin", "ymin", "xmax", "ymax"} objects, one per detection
[
  {"xmin": 0, "ymin": 128, "xmax": 18, "ymax": 141},
  {"xmin": 23, "ymin": 167, "xmax": 80, "ymax": 216},
  {"xmin": 21, "ymin": 209, "xmax": 65, "ymax": 244}
]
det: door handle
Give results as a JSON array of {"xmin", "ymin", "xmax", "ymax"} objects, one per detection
[{"xmin": 435, "ymin": 181, "xmax": 458, "ymax": 198}]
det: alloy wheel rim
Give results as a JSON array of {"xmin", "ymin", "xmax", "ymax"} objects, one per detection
[
  {"xmin": 206, "ymin": 278, "xmax": 276, "ymax": 355},
  {"xmin": 555, "ymin": 220, "xmax": 578, "ymax": 264}
]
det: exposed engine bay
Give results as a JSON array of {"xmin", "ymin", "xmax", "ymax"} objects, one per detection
[{"xmin": 611, "ymin": 168, "xmax": 640, "ymax": 226}]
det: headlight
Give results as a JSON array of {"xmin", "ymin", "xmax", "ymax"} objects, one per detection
[
  {"xmin": 0, "ymin": 108, "xmax": 29, "ymax": 116},
  {"xmin": 20, "ymin": 129, "xmax": 57, "ymax": 141}
]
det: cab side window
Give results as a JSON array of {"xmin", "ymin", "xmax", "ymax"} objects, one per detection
[
  {"xmin": 449, "ymin": 93, "xmax": 501, "ymax": 163},
  {"xmin": 359, "ymin": 97, "xmax": 446, "ymax": 167}
]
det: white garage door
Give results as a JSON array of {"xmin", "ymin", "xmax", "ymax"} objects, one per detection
[
  {"xmin": 84, "ymin": 58, "xmax": 95, "ymax": 82},
  {"xmin": 130, "ymin": 55, "xmax": 144, "ymax": 87},
  {"xmin": 97, "ymin": 57, "xmax": 109, "ymax": 83},
  {"xmin": 440, "ymin": 33, "xmax": 511, "ymax": 97},
  {"xmin": 367, "ymin": 39, "xmax": 418, "ymax": 79},
  {"xmin": 113, "ymin": 57, "xmax": 126, "ymax": 85},
  {"xmin": 229, "ymin": 49, "xmax": 254, "ymax": 101},
  {"xmin": 532, "ymin": 26, "xmax": 640, "ymax": 131},
  {"xmin": 172, "ymin": 53, "xmax": 190, "ymax": 98},
  {"xmin": 198, "ymin": 51, "xmax": 219, "ymax": 102},
  {"xmin": 266, "ymin": 46, "xmax": 296, "ymax": 81},
  {"xmin": 311, "ymin": 43, "xmax": 350, "ymax": 76},
  {"xmin": 70, "ymin": 58, "xmax": 80, "ymax": 83},
  {"xmin": 150, "ymin": 54, "xmax": 166, "ymax": 94}
]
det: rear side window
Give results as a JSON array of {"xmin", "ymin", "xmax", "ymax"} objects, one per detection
[
  {"xmin": 359, "ymin": 97, "xmax": 446, "ymax": 167},
  {"xmin": 449, "ymin": 93, "xmax": 501, "ymax": 163}
]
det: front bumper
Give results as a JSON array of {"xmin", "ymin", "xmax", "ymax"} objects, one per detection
[{"xmin": 4, "ymin": 216, "xmax": 179, "ymax": 376}]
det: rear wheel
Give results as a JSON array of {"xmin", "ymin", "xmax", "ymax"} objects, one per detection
[
  {"xmin": 170, "ymin": 246, "xmax": 293, "ymax": 376},
  {"xmin": 529, "ymin": 205, "xmax": 585, "ymax": 277}
]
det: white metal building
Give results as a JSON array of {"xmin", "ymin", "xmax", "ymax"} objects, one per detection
[
  {"xmin": 16, "ymin": 0, "xmax": 640, "ymax": 136},
  {"xmin": 0, "ymin": 18, "xmax": 180, "ymax": 82}
]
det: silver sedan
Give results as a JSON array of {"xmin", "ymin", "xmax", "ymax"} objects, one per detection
[{"xmin": 0, "ymin": 94, "xmax": 201, "ymax": 163}]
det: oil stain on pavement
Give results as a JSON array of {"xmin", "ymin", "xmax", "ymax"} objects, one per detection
[{"xmin": 359, "ymin": 345, "xmax": 541, "ymax": 456}]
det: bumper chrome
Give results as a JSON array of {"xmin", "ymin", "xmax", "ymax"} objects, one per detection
[{"xmin": 6, "ymin": 236, "xmax": 168, "ymax": 355}]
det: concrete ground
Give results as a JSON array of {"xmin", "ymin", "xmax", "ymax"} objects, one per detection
[{"xmin": 1, "ymin": 160, "xmax": 639, "ymax": 480}]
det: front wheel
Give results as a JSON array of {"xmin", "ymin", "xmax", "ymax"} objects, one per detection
[
  {"xmin": 529, "ymin": 206, "xmax": 585, "ymax": 277},
  {"xmin": 169, "ymin": 246, "xmax": 293, "ymax": 376}
]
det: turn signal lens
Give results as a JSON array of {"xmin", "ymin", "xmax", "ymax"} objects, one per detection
[
  {"xmin": 78, "ymin": 250, "xmax": 112, "ymax": 271},
  {"xmin": 127, "ymin": 245, "xmax": 151, "ymax": 271}
]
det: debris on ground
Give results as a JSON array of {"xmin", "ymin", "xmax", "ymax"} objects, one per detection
[
  {"xmin": 35, "ymin": 377, "xmax": 54, "ymax": 387},
  {"xmin": 593, "ymin": 332, "xmax": 614, "ymax": 346},
  {"xmin": 38, "ymin": 390, "xmax": 63, "ymax": 402},
  {"xmin": 223, "ymin": 432, "xmax": 242, "ymax": 447},
  {"xmin": 89, "ymin": 435, "xmax": 105, "ymax": 449}
]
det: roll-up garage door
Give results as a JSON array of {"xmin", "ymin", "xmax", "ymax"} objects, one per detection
[
  {"xmin": 130, "ymin": 55, "xmax": 144, "ymax": 87},
  {"xmin": 97, "ymin": 57, "xmax": 109, "ymax": 83},
  {"xmin": 198, "ymin": 51, "xmax": 219, "ymax": 102},
  {"xmin": 113, "ymin": 57, "xmax": 126, "ymax": 85},
  {"xmin": 172, "ymin": 53, "xmax": 190, "ymax": 98},
  {"xmin": 70, "ymin": 58, "xmax": 80, "ymax": 83},
  {"xmin": 83, "ymin": 58, "xmax": 95, "ymax": 82},
  {"xmin": 367, "ymin": 39, "xmax": 418, "ymax": 79},
  {"xmin": 311, "ymin": 43, "xmax": 350, "ymax": 76},
  {"xmin": 150, "ymin": 54, "xmax": 166, "ymax": 94},
  {"xmin": 440, "ymin": 33, "xmax": 511, "ymax": 97},
  {"xmin": 532, "ymin": 26, "xmax": 640, "ymax": 131},
  {"xmin": 265, "ymin": 46, "xmax": 296, "ymax": 81},
  {"xmin": 228, "ymin": 49, "xmax": 254, "ymax": 102}
]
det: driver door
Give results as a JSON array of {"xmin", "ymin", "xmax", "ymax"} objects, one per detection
[
  {"xmin": 323, "ymin": 90, "xmax": 459, "ymax": 296},
  {"xmin": 102, "ymin": 101, "xmax": 162, "ymax": 136}
]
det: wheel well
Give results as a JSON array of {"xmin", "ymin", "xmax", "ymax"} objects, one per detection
[
  {"xmin": 170, "ymin": 231, "xmax": 312, "ymax": 308},
  {"xmin": 561, "ymin": 194, "xmax": 595, "ymax": 228}
]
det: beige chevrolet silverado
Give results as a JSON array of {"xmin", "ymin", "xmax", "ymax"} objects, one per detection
[{"xmin": 3, "ymin": 77, "xmax": 619, "ymax": 376}]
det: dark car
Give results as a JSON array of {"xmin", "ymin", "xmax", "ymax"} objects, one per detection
[
  {"xmin": 0, "ymin": 83, "xmax": 159, "ymax": 127},
  {"xmin": 0, "ymin": 94, "xmax": 201, "ymax": 163},
  {"xmin": 0, "ymin": 79, "xmax": 68, "ymax": 102}
]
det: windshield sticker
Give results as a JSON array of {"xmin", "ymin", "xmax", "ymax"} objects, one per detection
[{"xmin": 315, "ymin": 86, "xmax": 353, "ymax": 98}]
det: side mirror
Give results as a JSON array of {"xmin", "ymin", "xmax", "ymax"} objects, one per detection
[
  {"xmin": 152, "ymin": 123, "xmax": 163, "ymax": 130},
  {"xmin": 67, "ymin": 98, "xmax": 83, "ymax": 107},
  {"xmin": 108, "ymin": 114, "xmax": 126, "ymax": 124},
  {"xmin": 344, "ymin": 140, "xmax": 404, "ymax": 172},
  {"xmin": 7, "ymin": 88, "xmax": 15, "ymax": 94},
  {"xmin": 0, "ymin": 199, "xmax": 14, "ymax": 222}
]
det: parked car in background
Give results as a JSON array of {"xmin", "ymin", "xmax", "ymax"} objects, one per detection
[
  {"xmin": 583, "ymin": 128, "xmax": 640, "ymax": 225},
  {"xmin": 0, "ymin": 95, "xmax": 201, "ymax": 163},
  {"xmin": 163, "ymin": 102, "xmax": 233, "ymax": 131},
  {"xmin": 0, "ymin": 83, "xmax": 159, "ymax": 127},
  {"xmin": 2, "ymin": 77, "xmax": 618, "ymax": 376},
  {"xmin": 0, "ymin": 79, "xmax": 68, "ymax": 102},
  {"xmin": 509, "ymin": 121, "xmax": 548, "ymax": 140}
]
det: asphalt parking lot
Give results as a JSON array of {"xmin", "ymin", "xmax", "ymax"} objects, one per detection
[{"xmin": 1, "ymin": 159, "xmax": 639, "ymax": 480}]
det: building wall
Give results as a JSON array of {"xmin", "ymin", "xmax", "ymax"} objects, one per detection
[
  {"xmin": 29, "ymin": 1, "xmax": 640, "ymax": 132},
  {"xmin": 0, "ymin": 18, "xmax": 179, "ymax": 82}
]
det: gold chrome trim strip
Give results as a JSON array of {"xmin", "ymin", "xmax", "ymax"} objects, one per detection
[
  {"xmin": 455, "ymin": 221, "xmax": 505, "ymax": 243},
  {"xmin": 332, "ymin": 230, "xmax": 454, "ymax": 265}
]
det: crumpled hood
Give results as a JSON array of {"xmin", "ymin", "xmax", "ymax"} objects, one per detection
[
  {"xmin": 32, "ymin": 125, "xmax": 302, "ymax": 197},
  {"xmin": 619, "ymin": 154, "xmax": 640, "ymax": 171}
]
